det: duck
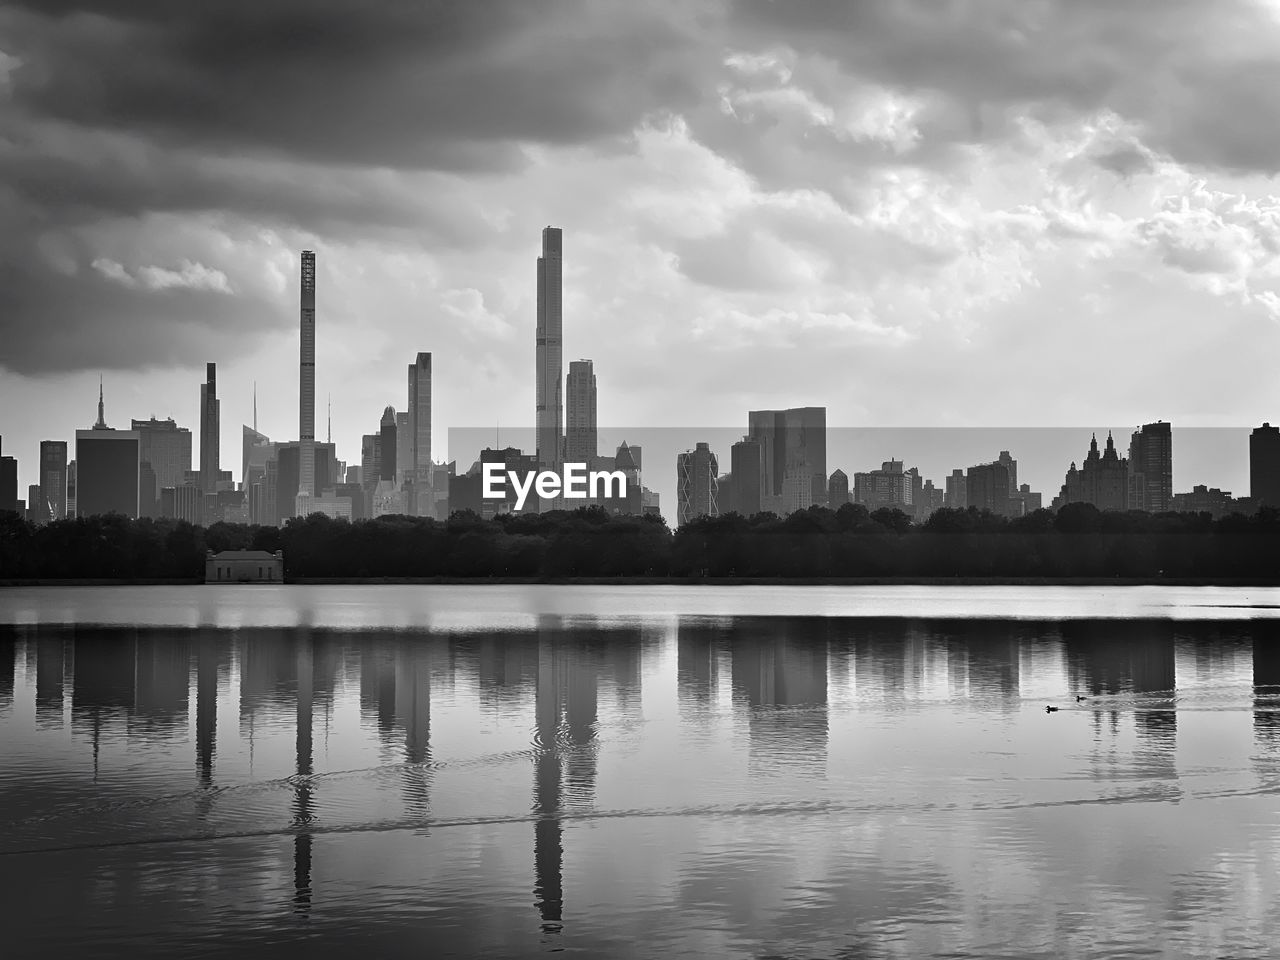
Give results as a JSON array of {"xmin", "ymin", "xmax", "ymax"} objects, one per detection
[
  {"xmin": 1076, "ymin": 695, "xmax": 1087, "ymax": 702},
  {"xmin": 1046, "ymin": 705, "xmax": 1059, "ymax": 713}
]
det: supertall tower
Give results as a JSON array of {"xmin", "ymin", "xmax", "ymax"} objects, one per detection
[
  {"xmin": 535, "ymin": 227, "xmax": 563, "ymax": 467},
  {"xmin": 199, "ymin": 362, "xmax": 219, "ymax": 494},
  {"xmin": 297, "ymin": 250, "xmax": 316, "ymax": 513},
  {"xmin": 408, "ymin": 352, "xmax": 431, "ymax": 482},
  {"xmin": 566, "ymin": 359, "xmax": 596, "ymax": 463}
]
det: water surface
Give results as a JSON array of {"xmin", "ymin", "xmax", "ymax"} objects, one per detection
[{"xmin": 2, "ymin": 586, "xmax": 1280, "ymax": 958}]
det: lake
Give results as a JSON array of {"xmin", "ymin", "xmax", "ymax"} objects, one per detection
[{"xmin": 2, "ymin": 585, "xmax": 1280, "ymax": 958}]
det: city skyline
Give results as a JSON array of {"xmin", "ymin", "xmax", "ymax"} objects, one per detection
[{"xmin": 7, "ymin": 3, "xmax": 1280, "ymax": 509}]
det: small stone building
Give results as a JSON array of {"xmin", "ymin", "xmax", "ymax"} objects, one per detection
[{"xmin": 205, "ymin": 549, "xmax": 284, "ymax": 583}]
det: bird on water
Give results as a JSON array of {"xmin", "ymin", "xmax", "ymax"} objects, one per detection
[
  {"xmin": 1046, "ymin": 705, "xmax": 1059, "ymax": 713},
  {"xmin": 1076, "ymin": 695, "xmax": 1087, "ymax": 702}
]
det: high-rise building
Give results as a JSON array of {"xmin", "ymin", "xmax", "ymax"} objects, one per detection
[
  {"xmin": 297, "ymin": 250, "xmax": 317, "ymax": 515},
  {"xmin": 395, "ymin": 412, "xmax": 410, "ymax": 485},
  {"xmin": 199, "ymin": 363, "xmax": 219, "ymax": 494},
  {"xmin": 853, "ymin": 460, "xmax": 917, "ymax": 511},
  {"xmin": 966, "ymin": 461, "xmax": 1011, "ymax": 517},
  {"xmin": 747, "ymin": 407, "xmax": 827, "ymax": 516},
  {"xmin": 535, "ymin": 227, "xmax": 563, "ymax": 468},
  {"xmin": 379, "ymin": 407, "xmax": 397, "ymax": 481},
  {"xmin": 1052, "ymin": 433, "xmax": 1128, "ymax": 512},
  {"xmin": 566, "ymin": 359, "xmax": 597, "ymax": 464},
  {"xmin": 76, "ymin": 433, "xmax": 140, "ymax": 518},
  {"xmin": 944, "ymin": 469, "xmax": 967, "ymax": 509},
  {"xmin": 1127, "ymin": 421, "xmax": 1172, "ymax": 513},
  {"xmin": 677, "ymin": 442, "xmax": 719, "ymax": 526},
  {"xmin": 74, "ymin": 381, "xmax": 141, "ymax": 518},
  {"xmin": 0, "ymin": 434, "xmax": 17, "ymax": 514},
  {"xmin": 1251, "ymin": 422, "xmax": 1280, "ymax": 507},
  {"xmin": 134, "ymin": 418, "xmax": 193, "ymax": 516},
  {"xmin": 242, "ymin": 425, "xmax": 272, "ymax": 488},
  {"xmin": 730, "ymin": 437, "xmax": 762, "ymax": 516},
  {"xmin": 407, "ymin": 355, "xmax": 432, "ymax": 512},
  {"xmin": 27, "ymin": 484, "xmax": 46, "ymax": 523},
  {"xmin": 39, "ymin": 440, "xmax": 68, "ymax": 520},
  {"xmin": 997, "ymin": 450, "xmax": 1017, "ymax": 493},
  {"xmin": 828, "ymin": 468, "xmax": 850, "ymax": 508},
  {"xmin": 66, "ymin": 460, "xmax": 76, "ymax": 518}
]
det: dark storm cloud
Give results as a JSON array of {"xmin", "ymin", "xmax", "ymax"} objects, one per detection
[
  {"xmin": 0, "ymin": 0, "xmax": 711, "ymax": 374},
  {"xmin": 3, "ymin": 0, "xmax": 703, "ymax": 168}
]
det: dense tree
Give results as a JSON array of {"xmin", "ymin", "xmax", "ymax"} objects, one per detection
[{"xmin": 3, "ymin": 504, "xmax": 1280, "ymax": 581}]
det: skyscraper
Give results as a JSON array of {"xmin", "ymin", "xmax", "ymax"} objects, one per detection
[
  {"xmin": 747, "ymin": 407, "xmax": 827, "ymax": 516},
  {"xmin": 1052, "ymin": 433, "xmax": 1128, "ymax": 512},
  {"xmin": 730, "ymin": 437, "xmax": 762, "ymax": 517},
  {"xmin": 566, "ymin": 359, "xmax": 597, "ymax": 464},
  {"xmin": 0, "ymin": 435, "xmax": 17, "ymax": 514},
  {"xmin": 408, "ymin": 352, "xmax": 432, "ymax": 509},
  {"xmin": 677, "ymin": 442, "xmax": 719, "ymax": 526},
  {"xmin": 200, "ymin": 363, "xmax": 219, "ymax": 495},
  {"xmin": 1128, "ymin": 421, "xmax": 1172, "ymax": 513},
  {"xmin": 135, "ymin": 418, "xmax": 193, "ymax": 516},
  {"xmin": 379, "ymin": 407, "xmax": 397, "ymax": 481},
  {"xmin": 966, "ymin": 461, "xmax": 1012, "ymax": 517},
  {"xmin": 76, "ymin": 385, "xmax": 140, "ymax": 518},
  {"xmin": 39, "ymin": 440, "xmax": 68, "ymax": 520},
  {"xmin": 828, "ymin": 468, "xmax": 850, "ymax": 508},
  {"xmin": 1251, "ymin": 423, "xmax": 1280, "ymax": 507},
  {"xmin": 535, "ymin": 227, "xmax": 563, "ymax": 468},
  {"xmin": 297, "ymin": 250, "xmax": 317, "ymax": 515}
]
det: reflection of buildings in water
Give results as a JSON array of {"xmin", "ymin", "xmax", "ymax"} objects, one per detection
[
  {"xmin": 0, "ymin": 624, "xmax": 16, "ymax": 708},
  {"xmin": 729, "ymin": 623, "xmax": 829, "ymax": 764},
  {"xmin": 293, "ymin": 634, "xmax": 314, "ymax": 916},
  {"xmin": 955, "ymin": 622, "xmax": 1021, "ymax": 705},
  {"xmin": 359, "ymin": 641, "xmax": 399, "ymax": 742},
  {"xmin": 850, "ymin": 623, "xmax": 908, "ymax": 702},
  {"xmin": 131, "ymin": 633, "xmax": 191, "ymax": 736},
  {"xmin": 394, "ymin": 643, "xmax": 433, "ymax": 822},
  {"xmin": 35, "ymin": 635, "xmax": 65, "ymax": 725},
  {"xmin": 1063, "ymin": 620, "xmax": 1177, "ymax": 696},
  {"xmin": 1251, "ymin": 621, "xmax": 1280, "ymax": 741},
  {"xmin": 676, "ymin": 621, "xmax": 721, "ymax": 707},
  {"xmin": 600, "ymin": 635, "xmax": 643, "ymax": 715},
  {"xmin": 532, "ymin": 621, "xmax": 604, "ymax": 934},
  {"xmin": 195, "ymin": 630, "xmax": 219, "ymax": 797},
  {"xmin": 475, "ymin": 634, "xmax": 538, "ymax": 716}
]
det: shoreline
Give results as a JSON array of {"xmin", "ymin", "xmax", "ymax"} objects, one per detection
[{"xmin": 3, "ymin": 577, "xmax": 1280, "ymax": 587}]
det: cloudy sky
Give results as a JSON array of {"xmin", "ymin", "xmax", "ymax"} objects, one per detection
[{"xmin": 4, "ymin": 0, "xmax": 1280, "ymax": 505}]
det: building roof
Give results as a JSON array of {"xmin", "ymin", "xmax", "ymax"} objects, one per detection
[{"xmin": 208, "ymin": 550, "xmax": 282, "ymax": 560}]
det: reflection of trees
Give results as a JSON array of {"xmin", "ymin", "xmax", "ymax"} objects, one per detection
[{"xmin": 1063, "ymin": 620, "xmax": 1177, "ymax": 696}]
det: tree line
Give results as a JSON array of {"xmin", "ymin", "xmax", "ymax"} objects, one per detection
[{"xmin": 3, "ymin": 502, "xmax": 1280, "ymax": 581}]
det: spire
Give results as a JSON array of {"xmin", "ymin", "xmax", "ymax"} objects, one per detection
[
  {"xmin": 327, "ymin": 394, "xmax": 331, "ymax": 445},
  {"xmin": 94, "ymin": 375, "xmax": 106, "ymax": 429},
  {"xmin": 253, "ymin": 381, "xmax": 258, "ymax": 433}
]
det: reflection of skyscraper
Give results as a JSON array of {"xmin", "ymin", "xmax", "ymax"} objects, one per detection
[
  {"xmin": 677, "ymin": 621, "xmax": 719, "ymax": 706},
  {"xmin": 131, "ymin": 633, "xmax": 191, "ymax": 736},
  {"xmin": 956, "ymin": 622, "xmax": 1020, "ymax": 704},
  {"xmin": 729, "ymin": 624, "xmax": 828, "ymax": 764},
  {"xmin": 1063, "ymin": 621, "xmax": 1176, "ymax": 698},
  {"xmin": 531, "ymin": 622, "xmax": 604, "ymax": 934},
  {"xmin": 196, "ymin": 630, "xmax": 219, "ymax": 789},
  {"xmin": 293, "ymin": 635, "xmax": 314, "ymax": 915},
  {"xmin": 35, "ymin": 636, "xmax": 65, "ymax": 726},
  {"xmin": 0, "ymin": 625, "xmax": 16, "ymax": 709},
  {"xmin": 1252, "ymin": 621, "xmax": 1280, "ymax": 739}
]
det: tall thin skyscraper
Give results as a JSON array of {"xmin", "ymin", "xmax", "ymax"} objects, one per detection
[
  {"xmin": 199, "ymin": 362, "xmax": 219, "ymax": 494},
  {"xmin": 298, "ymin": 251, "xmax": 317, "ymax": 512},
  {"xmin": 566, "ymin": 359, "xmax": 596, "ymax": 464},
  {"xmin": 535, "ymin": 227, "xmax": 563, "ymax": 467},
  {"xmin": 408, "ymin": 352, "xmax": 432, "ymax": 484}
]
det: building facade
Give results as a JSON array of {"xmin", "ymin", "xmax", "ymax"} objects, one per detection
[
  {"xmin": 1128, "ymin": 421, "xmax": 1172, "ymax": 513},
  {"xmin": 566, "ymin": 359, "xmax": 597, "ymax": 465},
  {"xmin": 677, "ymin": 442, "xmax": 719, "ymax": 526},
  {"xmin": 1052, "ymin": 432, "xmax": 1129, "ymax": 512},
  {"xmin": 39, "ymin": 440, "xmax": 68, "ymax": 520},
  {"xmin": 535, "ymin": 227, "xmax": 564, "ymax": 468},
  {"xmin": 747, "ymin": 406, "xmax": 827, "ymax": 516},
  {"xmin": 1251, "ymin": 422, "xmax": 1280, "ymax": 507}
]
